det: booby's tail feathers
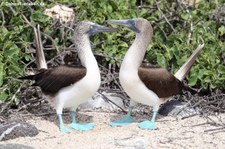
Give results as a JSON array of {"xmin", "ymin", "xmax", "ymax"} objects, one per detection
[
  {"xmin": 174, "ymin": 44, "xmax": 204, "ymax": 81},
  {"xmin": 18, "ymin": 75, "xmax": 36, "ymax": 80}
]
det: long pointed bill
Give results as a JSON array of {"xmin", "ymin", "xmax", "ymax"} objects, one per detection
[
  {"xmin": 88, "ymin": 24, "xmax": 118, "ymax": 35},
  {"xmin": 107, "ymin": 19, "xmax": 140, "ymax": 33}
]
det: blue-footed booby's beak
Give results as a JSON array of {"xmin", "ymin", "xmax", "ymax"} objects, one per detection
[
  {"xmin": 107, "ymin": 19, "xmax": 140, "ymax": 33},
  {"xmin": 87, "ymin": 23, "xmax": 118, "ymax": 35}
]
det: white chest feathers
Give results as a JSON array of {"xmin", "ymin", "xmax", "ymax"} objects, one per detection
[
  {"xmin": 53, "ymin": 70, "xmax": 101, "ymax": 109},
  {"xmin": 119, "ymin": 68, "xmax": 160, "ymax": 107}
]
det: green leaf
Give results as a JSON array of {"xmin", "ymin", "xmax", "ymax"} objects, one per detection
[
  {"xmin": 218, "ymin": 26, "xmax": 225, "ymax": 36},
  {"xmin": 156, "ymin": 53, "xmax": 167, "ymax": 68},
  {"xmin": 218, "ymin": 65, "xmax": 225, "ymax": 74},
  {"xmin": 188, "ymin": 73, "xmax": 198, "ymax": 86},
  {"xmin": 181, "ymin": 13, "xmax": 189, "ymax": 21},
  {"xmin": 204, "ymin": 76, "xmax": 212, "ymax": 83},
  {"xmin": 4, "ymin": 44, "xmax": 19, "ymax": 59},
  {"xmin": 119, "ymin": 42, "xmax": 128, "ymax": 48},
  {"xmin": 218, "ymin": 75, "xmax": 225, "ymax": 80},
  {"xmin": 210, "ymin": 82, "xmax": 217, "ymax": 89},
  {"xmin": 30, "ymin": 11, "xmax": 49, "ymax": 23},
  {"xmin": 0, "ymin": 63, "xmax": 4, "ymax": 86},
  {"xmin": 0, "ymin": 91, "xmax": 8, "ymax": 102},
  {"xmin": 0, "ymin": 27, "xmax": 9, "ymax": 42},
  {"xmin": 25, "ymin": 55, "xmax": 32, "ymax": 61}
]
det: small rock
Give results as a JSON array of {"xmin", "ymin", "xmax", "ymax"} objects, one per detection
[
  {"xmin": 79, "ymin": 92, "xmax": 125, "ymax": 112},
  {"xmin": 0, "ymin": 143, "xmax": 33, "ymax": 149},
  {"xmin": 114, "ymin": 136, "xmax": 148, "ymax": 149},
  {"xmin": 0, "ymin": 120, "xmax": 39, "ymax": 141},
  {"xmin": 158, "ymin": 100, "xmax": 198, "ymax": 117}
]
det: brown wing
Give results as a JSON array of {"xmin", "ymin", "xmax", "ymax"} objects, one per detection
[
  {"xmin": 20, "ymin": 65, "xmax": 86, "ymax": 95},
  {"xmin": 138, "ymin": 67, "xmax": 183, "ymax": 98}
]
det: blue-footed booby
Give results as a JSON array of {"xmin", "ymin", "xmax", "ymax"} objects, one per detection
[
  {"xmin": 19, "ymin": 21, "xmax": 117, "ymax": 132},
  {"xmin": 108, "ymin": 18, "xmax": 204, "ymax": 130}
]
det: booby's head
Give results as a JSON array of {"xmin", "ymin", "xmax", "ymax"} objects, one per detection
[
  {"xmin": 107, "ymin": 18, "xmax": 152, "ymax": 34},
  {"xmin": 75, "ymin": 21, "xmax": 117, "ymax": 36}
]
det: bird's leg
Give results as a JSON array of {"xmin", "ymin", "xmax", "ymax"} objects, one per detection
[
  {"xmin": 58, "ymin": 114, "xmax": 73, "ymax": 133},
  {"xmin": 109, "ymin": 107, "xmax": 134, "ymax": 126},
  {"xmin": 71, "ymin": 111, "xmax": 76, "ymax": 124},
  {"xmin": 69, "ymin": 111, "xmax": 95, "ymax": 131},
  {"xmin": 139, "ymin": 111, "xmax": 157, "ymax": 130}
]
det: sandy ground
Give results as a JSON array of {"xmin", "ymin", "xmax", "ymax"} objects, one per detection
[{"xmin": 0, "ymin": 109, "xmax": 225, "ymax": 149}]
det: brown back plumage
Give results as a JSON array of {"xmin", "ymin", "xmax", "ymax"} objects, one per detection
[
  {"xmin": 138, "ymin": 67, "xmax": 184, "ymax": 98},
  {"xmin": 19, "ymin": 65, "xmax": 86, "ymax": 95}
]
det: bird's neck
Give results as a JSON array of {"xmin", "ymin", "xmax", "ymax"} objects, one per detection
[
  {"xmin": 120, "ymin": 32, "xmax": 151, "ymax": 72},
  {"xmin": 75, "ymin": 35, "xmax": 99, "ymax": 74}
]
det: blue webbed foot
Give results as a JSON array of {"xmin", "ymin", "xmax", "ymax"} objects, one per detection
[
  {"xmin": 58, "ymin": 114, "xmax": 74, "ymax": 133},
  {"xmin": 138, "ymin": 120, "xmax": 156, "ymax": 130},
  {"xmin": 70, "ymin": 122, "xmax": 95, "ymax": 131},
  {"xmin": 60, "ymin": 125, "xmax": 74, "ymax": 133},
  {"xmin": 109, "ymin": 116, "xmax": 134, "ymax": 127}
]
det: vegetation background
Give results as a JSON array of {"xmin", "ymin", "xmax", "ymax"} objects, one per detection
[{"xmin": 0, "ymin": 0, "xmax": 224, "ymax": 107}]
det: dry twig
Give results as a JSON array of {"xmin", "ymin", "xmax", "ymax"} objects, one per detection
[{"xmin": 155, "ymin": 0, "xmax": 176, "ymax": 32}]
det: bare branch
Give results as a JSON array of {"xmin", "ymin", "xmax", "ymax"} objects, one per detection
[
  {"xmin": 97, "ymin": 92, "xmax": 127, "ymax": 114},
  {"xmin": 156, "ymin": 0, "xmax": 176, "ymax": 32},
  {"xmin": 0, "ymin": 9, "xmax": 5, "ymax": 26}
]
